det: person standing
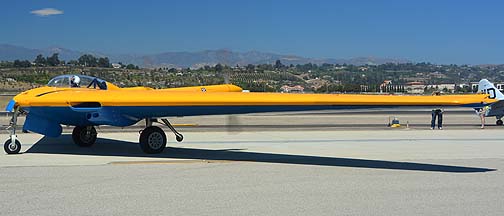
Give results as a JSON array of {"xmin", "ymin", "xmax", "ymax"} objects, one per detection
[
  {"xmin": 431, "ymin": 108, "xmax": 443, "ymax": 130},
  {"xmin": 478, "ymin": 106, "xmax": 489, "ymax": 129},
  {"xmin": 430, "ymin": 91, "xmax": 443, "ymax": 130}
]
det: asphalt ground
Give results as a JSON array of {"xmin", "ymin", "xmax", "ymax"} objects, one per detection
[{"xmin": 1, "ymin": 109, "xmax": 503, "ymax": 215}]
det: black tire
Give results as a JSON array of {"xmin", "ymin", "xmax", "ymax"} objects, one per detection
[
  {"xmin": 72, "ymin": 126, "xmax": 97, "ymax": 147},
  {"xmin": 497, "ymin": 120, "xmax": 503, "ymax": 126},
  {"xmin": 139, "ymin": 126, "xmax": 166, "ymax": 154},
  {"xmin": 4, "ymin": 139, "xmax": 21, "ymax": 154}
]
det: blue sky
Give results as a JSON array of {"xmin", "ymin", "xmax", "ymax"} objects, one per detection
[{"xmin": 2, "ymin": 0, "xmax": 504, "ymax": 64}]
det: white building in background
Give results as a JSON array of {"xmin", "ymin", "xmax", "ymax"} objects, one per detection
[
  {"xmin": 494, "ymin": 83, "xmax": 504, "ymax": 91},
  {"xmin": 470, "ymin": 82, "xmax": 504, "ymax": 92},
  {"xmin": 112, "ymin": 63, "xmax": 122, "ymax": 69},
  {"xmin": 427, "ymin": 84, "xmax": 456, "ymax": 93},
  {"xmin": 470, "ymin": 82, "xmax": 479, "ymax": 92},
  {"xmin": 405, "ymin": 82, "xmax": 425, "ymax": 94},
  {"xmin": 280, "ymin": 85, "xmax": 304, "ymax": 93}
]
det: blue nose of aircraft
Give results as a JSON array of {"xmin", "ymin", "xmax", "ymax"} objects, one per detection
[{"xmin": 5, "ymin": 99, "xmax": 15, "ymax": 112}]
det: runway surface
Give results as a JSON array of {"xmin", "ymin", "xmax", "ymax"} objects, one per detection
[
  {"xmin": 1, "ymin": 111, "xmax": 503, "ymax": 215},
  {"xmin": 0, "ymin": 107, "xmax": 496, "ymax": 133}
]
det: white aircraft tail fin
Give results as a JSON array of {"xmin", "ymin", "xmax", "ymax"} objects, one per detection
[{"xmin": 478, "ymin": 79, "xmax": 504, "ymax": 100}]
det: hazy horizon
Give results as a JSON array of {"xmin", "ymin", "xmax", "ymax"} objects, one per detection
[{"xmin": 2, "ymin": 0, "xmax": 504, "ymax": 64}]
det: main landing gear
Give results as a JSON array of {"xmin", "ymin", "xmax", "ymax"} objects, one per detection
[
  {"xmin": 69, "ymin": 118, "xmax": 182, "ymax": 154},
  {"xmin": 139, "ymin": 118, "xmax": 183, "ymax": 154},
  {"xmin": 496, "ymin": 116, "xmax": 503, "ymax": 126},
  {"xmin": 72, "ymin": 126, "xmax": 97, "ymax": 147},
  {"xmin": 4, "ymin": 107, "xmax": 21, "ymax": 154}
]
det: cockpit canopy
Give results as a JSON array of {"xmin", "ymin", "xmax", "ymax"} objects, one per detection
[{"xmin": 47, "ymin": 75, "xmax": 108, "ymax": 90}]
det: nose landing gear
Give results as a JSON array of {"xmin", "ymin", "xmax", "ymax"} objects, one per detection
[
  {"xmin": 4, "ymin": 138, "xmax": 21, "ymax": 154},
  {"xmin": 4, "ymin": 107, "xmax": 21, "ymax": 154}
]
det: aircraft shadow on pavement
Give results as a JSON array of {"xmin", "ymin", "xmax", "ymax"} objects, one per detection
[{"xmin": 26, "ymin": 135, "xmax": 496, "ymax": 173}]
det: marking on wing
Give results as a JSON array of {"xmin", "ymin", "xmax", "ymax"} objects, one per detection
[{"xmin": 35, "ymin": 90, "xmax": 62, "ymax": 97}]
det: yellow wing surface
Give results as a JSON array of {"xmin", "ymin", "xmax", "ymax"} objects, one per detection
[
  {"xmin": 13, "ymin": 87, "xmax": 494, "ymax": 108},
  {"xmin": 9, "ymin": 86, "xmax": 494, "ymax": 138},
  {"xmin": 108, "ymin": 83, "xmax": 243, "ymax": 92}
]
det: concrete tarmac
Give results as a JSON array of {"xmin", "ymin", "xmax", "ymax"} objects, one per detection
[
  {"xmin": 1, "ymin": 111, "xmax": 503, "ymax": 215},
  {"xmin": 0, "ymin": 107, "xmax": 496, "ymax": 133}
]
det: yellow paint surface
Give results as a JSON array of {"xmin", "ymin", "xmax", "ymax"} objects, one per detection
[{"xmin": 12, "ymin": 85, "xmax": 495, "ymax": 108}]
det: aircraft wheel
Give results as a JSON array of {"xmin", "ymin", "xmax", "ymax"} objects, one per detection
[
  {"xmin": 497, "ymin": 120, "xmax": 503, "ymax": 126},
  {"xmin": 72, "ymin": 126, "xmax": 97, "ymax": 147},
  {"xmin": 4, "ymin": 139, "xmax": 21, "ymax": 154},
  {"xmin": 139, "ymin": 126, "xmax": 166, "ymax": 154}
]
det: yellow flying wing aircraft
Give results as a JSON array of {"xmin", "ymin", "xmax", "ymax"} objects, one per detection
[{"xmin": 3, "ymin": 74, "xmax": 496, "ymax": 154}]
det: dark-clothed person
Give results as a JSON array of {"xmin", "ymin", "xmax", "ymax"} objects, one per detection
[{"xmin": 431, "ymin": 109, "xmax": 443, "ymax": 129}]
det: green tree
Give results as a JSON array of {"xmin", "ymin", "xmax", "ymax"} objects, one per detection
[
  {"xmin": 0, "ymin": 61, "xmax": 13, "ymax": 68},
  {"xmin": 98, "ymin": 57, "xmax": 110, "ymax": 68},
  {"xmin": 34, "ymin": 54, "xmax": 46, "ymax": 66},
  {"xmin": 246, "ymin": 64, "xmax": 255, "ymax": 71},
  {"xmin": 13, "ymin": 60, "xmax": 31, "ymax": 68},
  {"xmin": 126, "ymin": 64, "xmax": 136, "ymax": 69},
  {"xmin": 275, "ymin": 59, "xmax": 283, "ymax": 69},
  {"xmin": 78, "ymin": 54, "xmax": 98, "ymax": 67},
  {"xmin": 67, "ymin": 60, "xmax": 79, "ymax": 65},
  {"xmin": 215, "ymin": 63, "xmax": 223, "ymax": 72},
  {"xmin": 46, "ymin": 53, "xmax": 60, "ymax": 66}
]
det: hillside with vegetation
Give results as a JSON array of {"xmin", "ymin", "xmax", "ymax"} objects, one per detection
[{"xmin": 1, "ymin": 53, "xmax": 503, "ymax": 94}]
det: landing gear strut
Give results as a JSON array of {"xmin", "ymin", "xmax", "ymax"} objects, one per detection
[
  {"xmin": 72, "ymin": 126, "xmax": 97, "ymax": 147},
  {"xmin": 138, "ymin": 118, "xmax": 183, "ymax": 154},
  {"xmin": 4, "ymin": 107, "xmax": 21, "ymax": 154},
  {"xmin": 161, "ymin": 119, "xmax": 184, "ymax": 142}
]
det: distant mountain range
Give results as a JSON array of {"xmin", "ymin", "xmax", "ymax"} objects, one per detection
[
  {"xmin": 0, "ymin": 44, "xmax": 410, "ymax": 68},
  {"xmin": 0, "ymin": 44, "xmax": 105, "ymax": 63}
]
